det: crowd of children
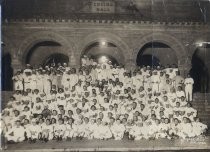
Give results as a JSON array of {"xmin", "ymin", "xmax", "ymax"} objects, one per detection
[{"xmin": 1, "ymin": 55, "xmax": 208, "ymax": 143}]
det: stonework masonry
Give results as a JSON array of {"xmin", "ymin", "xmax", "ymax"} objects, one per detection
[{"xmin": 2, "ymin": 20, "xmax": 210, "ymax": 77}]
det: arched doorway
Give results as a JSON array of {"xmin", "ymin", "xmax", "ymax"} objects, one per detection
[
  {"xmin": 90, "ymin": 54, "xmax": 119, "ymax": 66},
  {"xmin": 139, "ymin": 54, "xmax": 160, "ymax": 67},
  {"xmin": 190, "ymin": 46, "xmax": 210, "ymax": 93},
  {"xmin": 25, "ymin": 41, "xmax": 69, "ymax": 67},
  {"xmin": 81, "ymin": 41, "xmax": 124, "ymax": 66},
  {"xmin": 2, "ymin": 53, "xmax": 13, "ymax": 91},
  {"xmin": 43, "ymin": 53, "xmax": 69, "ymax": 67},
  {"xmin": 136, "ymin": 42, "xmax": 178, "ymax": 67}
]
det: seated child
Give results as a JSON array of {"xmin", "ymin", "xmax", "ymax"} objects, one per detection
[{"xmin": 5, "ymin": 120, "xmax": 25, "ymax": 143}]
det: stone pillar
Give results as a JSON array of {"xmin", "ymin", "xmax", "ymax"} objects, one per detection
[
  {"xmin": 125, "ymin": 58, "xmax": 136, "ymax": 72},
  {"xmin": 179, "ymin": 64, "xmax": 191, "ymax": 77},
  {"xmin": 68, "ymin": 51, "xmax": 80, "ymax": 68},
  {"xmin": 178, "ymin": 56, "xmax": 192, "ymax": 78},
  {"xmin": 11, "ymin": 57, "xmax": 22, "ymax": 91},
  {"xmin": 11, "ymin": 57, "xmax": 22, "ymax": 74},
  {"xmin": 69, "ymin": 54, "xmax": 75, "ymax": 66}
]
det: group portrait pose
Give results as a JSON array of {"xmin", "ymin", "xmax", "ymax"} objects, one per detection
[{"xmin": 1, "ymin": 55, "xmax": 207, "ymax": 143}]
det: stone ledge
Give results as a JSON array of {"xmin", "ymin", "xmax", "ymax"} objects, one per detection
[
  {"xmin": 3, "ymin": 138, "xmax": 210, "ymax": 152},
  {"xmin": 3, "ymin": 18, "xmax": 207, "ymax": 27}
]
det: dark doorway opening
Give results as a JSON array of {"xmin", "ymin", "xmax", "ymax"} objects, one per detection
[
  {"xmin": 25, "ymin": 41, "xmax": 61, "ymax": 64},
  {"xmin": 137, "ymin": 54, "xmax": 160, "ymax": 67},
  {"xmin": 136, "ymin": 42, "xmax": 177, "ymax": 67},
  {"xmin": 90, "ymin": 54, "xmax": 119, "ymax": 66},
  {"xmin": 190, "ymin": 49, "xmax": 209, "ymax": 93},
  {"xmin": 2, "ymin": 53, "xmax": 13, "ymax": 91},
  {"xmin": 82, "ymin": 41, "xmax": 124, "ymax": 66},
  {"xmin": 43, "ymin": 53, "xmax": 69, "ymax": 67}
]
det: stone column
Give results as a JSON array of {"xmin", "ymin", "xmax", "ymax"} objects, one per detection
[
  {"xmin": 178, "ymin": 56, "xmax": 192, "ymax": 78},
  {"xmin": 68, "ymin": 51, "xmax": 81, "ymax": 68},
  {"xmin": 125, "ymin": 58, "xmax": 136, "ymax": 72},
  {"xmin": 11, "ymin": 56, "xmax": 22, "ymax": 74},
  {"xmin": 11, "ymin": 56, "xmax": 22, "ymax": 91}
]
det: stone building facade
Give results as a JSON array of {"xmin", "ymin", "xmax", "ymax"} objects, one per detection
[
  {"xmin": 3, "ymin": 20, "xmax": 210, "ymax": 74},
  {"xmin": 2, "ymin": 0, "xmax": 210, "ymax": 91}
]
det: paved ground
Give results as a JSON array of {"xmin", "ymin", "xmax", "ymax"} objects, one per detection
[{"xmin": 1, "ymin": 136, "xmax": 210, "ymax": 152}]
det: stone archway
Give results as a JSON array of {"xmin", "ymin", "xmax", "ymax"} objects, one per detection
[
  {"xmin": 133, "ymin": 33, "xmax": 187, "ymax": 74},
  {"xmin": 17, "ymin": 31, "xmax": 76, "ymax": 66},
  {"xmin": 43, "ymin": 53, "xmax": 70, "ymax": 67},
  {"xmin": 81, "ymin": 41, "xmax": 124, "ymax": 66},
  {"xmin": 78, "ymin": 32, "xmax": 131, "ymax": 66},
  {"xmin": 136, "ymin": 41, "xmax": 178, "ymax": 67},
  {"xmin": 190, "ymin": 45, "xmax": 210, "ymax": 93}
]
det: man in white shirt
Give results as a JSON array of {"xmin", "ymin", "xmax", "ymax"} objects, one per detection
[
  {"xmin": 151, "ymin": 70, "xmax": 161, "ymax": 95},
  {"xmin": 12, "ymin": 71, "xmax": 24, "ymax": 91},
  {"xmin": 23, "ymin": 69, "xmax": 32, "ymax": 91},
  {"xmin": 27, "ymin": 119, "xmax": 41, "ymax": 142},
  {"xmin": 54, "ymin": 119, "xmax": 66, "ymax": 141},
  {"xmin": 184, "ymin": 74, "xmax": 194, "ymax": 102},
  {"xmin": 110, "ymin": 119, "xmax": 125, "ymax": 140}
]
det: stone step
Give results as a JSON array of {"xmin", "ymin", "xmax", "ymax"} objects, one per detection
[
  {"xmin": 194, "ymin": 109, "xmax": 205, "ymax": 112},
  {"xmin": 197, "ymin": 113, "xmax": 210, "ymax": 117},
  {"xmin": 193, "ymin": 93, "xmax": 210, "ymax": 98},
  {"xmin": 192, "ymin": 105, "xmax": 206, "ymax": 108},
  {"xmin": 197, "ymin": 115, "xmax": 210, "ymax": 119},
  {"xmin": 205, "ymin": 106, "xmax": 210, "ymax": 110},
  {"xmin": 200, "ymin": 119, "xmax": 210, "ymax": 123},
  {"xmin": 192, "ymin": 101, "xmax": 206, "ymax": 104},
  {"xmin": 197, "ymin": 111, "xmax": 210, "ymax": 114},
  {"xmin": 197, "ymin": 110, "xmax": 207, "ymax": 113},
  {"xmin": 193, "ymin": 97, "xmax": 208, "ymax": 100},
  {"xmin": 192, "ymin": 102, "xmax": 206, "ymax": 105},
  {"xmin": 197, "ymin": 113, "xmax": 210, "ymax": 116},
  {"xmin": 192, "ymin": 103, "xmax": 205, "ymax": 106},
  {"xmin": 202, "ymin": 121, "xmax": 210, "ymax": 124},
  {"xmin": 195, "ymin": 107, "xmax": 206, "ymax": 109},
  {"xmin": 192, "ymin": 104, "xmax": 205, "ymax": 108}
]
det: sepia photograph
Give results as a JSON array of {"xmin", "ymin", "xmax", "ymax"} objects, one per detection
[{"xmin": 1, "ymin": 0, "xmax": 210, "ymax": 151}]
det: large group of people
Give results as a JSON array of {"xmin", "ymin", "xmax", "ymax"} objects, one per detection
[{"xmin": 1, "ymin": 55, "xmax": 208, "ymax": 143}]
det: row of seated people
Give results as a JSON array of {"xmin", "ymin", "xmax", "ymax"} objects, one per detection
[{"xmin": 2, "ymin": 91, "xmax": 207, "ymax": 142}]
